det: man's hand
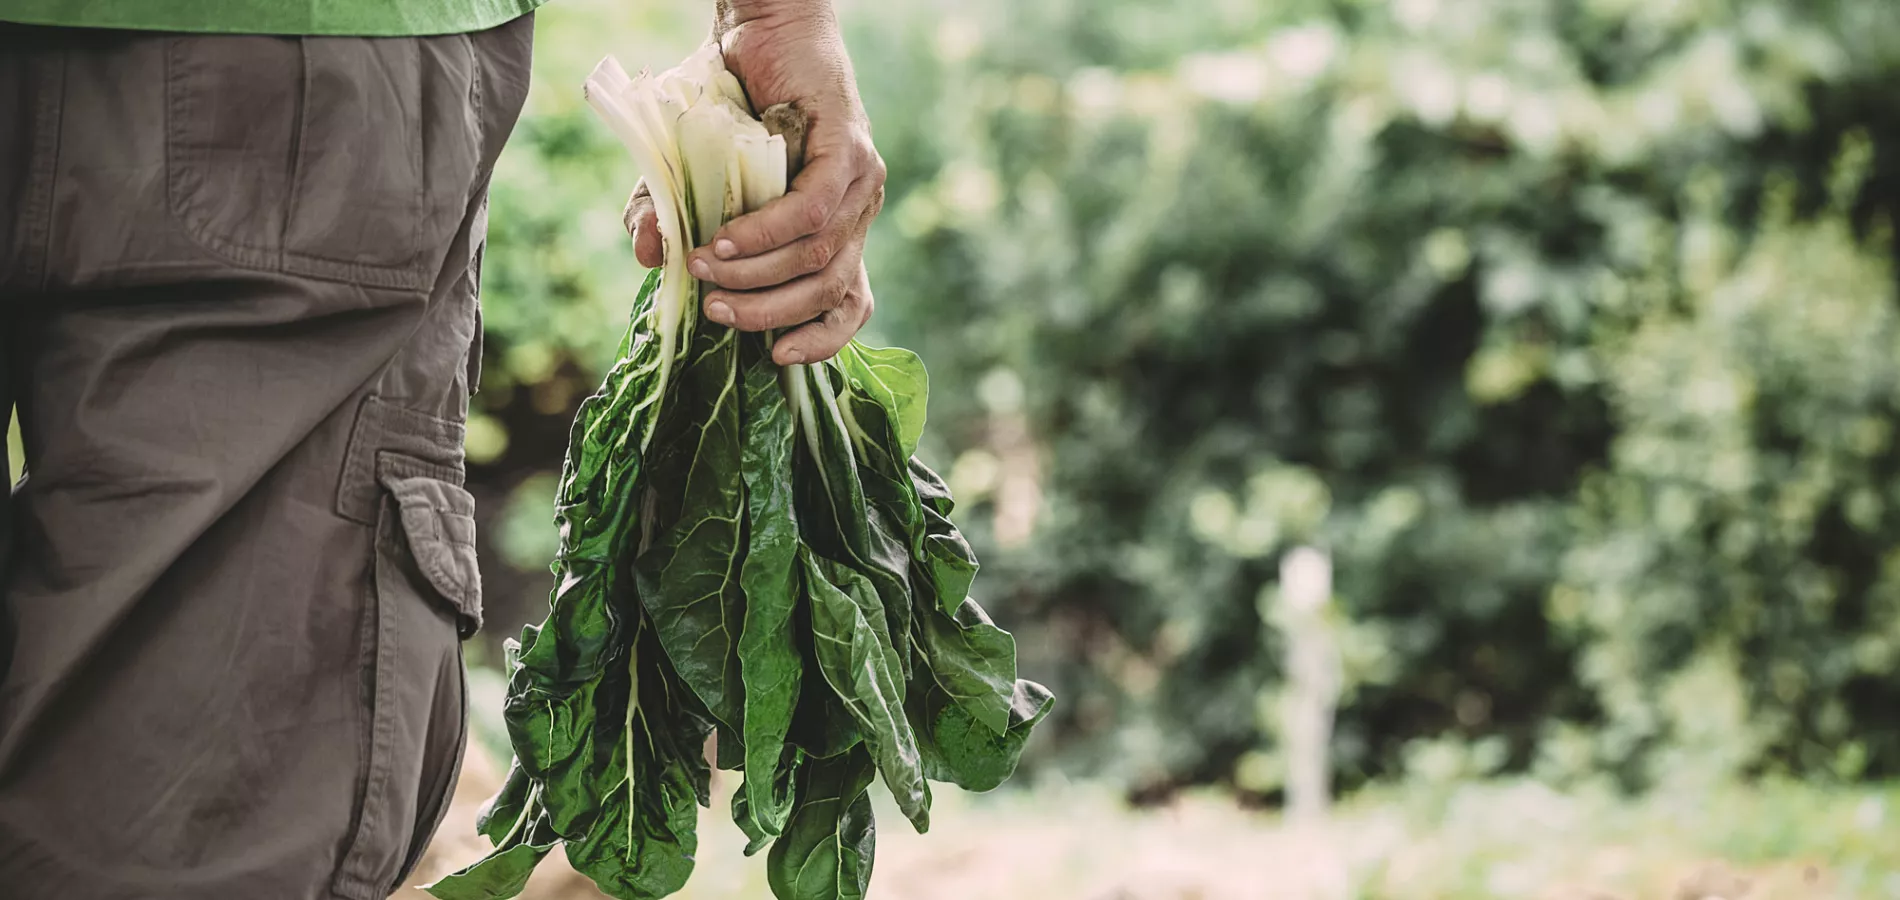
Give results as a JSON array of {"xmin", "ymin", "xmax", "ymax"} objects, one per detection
[{"xmin": 625, "ymin": 0, "xmax": 885, "ymax": 365}]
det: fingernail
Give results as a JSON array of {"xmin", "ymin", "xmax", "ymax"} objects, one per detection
[
  {"xmin": 706, "ymin": 300, "xmax": 734, "ymax": 325},
  {"xmin": 715, "ymin": 239, "xmax": 738, "ymax": 259},
  {"xmin": 781, "ymin": 348, "xmax": 806, "ymax": 364},
  {"xmin": 689, "ymin": 258, "xmax": 712, "ymax": 280}
]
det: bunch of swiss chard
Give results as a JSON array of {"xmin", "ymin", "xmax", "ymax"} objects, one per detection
[{"xmin": 427, "ymin": 42, "xmax": 1052, "ymax": 900}]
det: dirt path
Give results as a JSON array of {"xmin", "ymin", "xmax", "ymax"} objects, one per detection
[{"xmin": 404, "ymin": 745, "xmax": 1853, "ymax": 900}]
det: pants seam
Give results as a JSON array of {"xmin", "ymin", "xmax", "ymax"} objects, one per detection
[{"xmin": 21, "ymin": 48, "xmax": 65, "ymax": 291}]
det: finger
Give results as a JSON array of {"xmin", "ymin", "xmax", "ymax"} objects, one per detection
[
  {"xmin": 688, "ymin": 175, "xmax": 883, "ymax": 291},
  {"xmin": 624, "ymin": 179, "xmax": 664, "ymax": 269},
  {"xmin": 706, "ymin": 146, "xmax": 859, "ymax": 260},
  {"xmin": 622, "ymin": 179, "xmax": 648, "ymax": 235},
  {"xmin": 703, "ymin": 242, "xmax": 864, "ymax": 333},
  {"xmin": 770, "ymin": 266, "xmax": 873, "ymax": 365}
]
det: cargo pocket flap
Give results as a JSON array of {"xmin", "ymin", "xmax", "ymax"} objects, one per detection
[{"xmin": 382, "ymin": 472, "xmax": 483, "ymax": 638}]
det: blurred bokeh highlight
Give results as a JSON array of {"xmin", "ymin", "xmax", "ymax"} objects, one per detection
[{"xmin": 400, "ymin": 0, "xmax": 1900, "ymax": 895}]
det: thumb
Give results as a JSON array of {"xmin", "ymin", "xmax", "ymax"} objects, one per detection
[{"xmin": 624, "ymin": 178, "xmax": 664, "ymax": 269}]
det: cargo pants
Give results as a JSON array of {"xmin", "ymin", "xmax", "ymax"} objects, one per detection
[{"xmin": 0, "ymin": 14, "xmax": 532, "ymax": 899}]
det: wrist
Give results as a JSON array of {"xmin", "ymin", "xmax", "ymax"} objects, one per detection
[{"xmin": 717, "ymin": 0, "xmax": 833, "ymax": 29}]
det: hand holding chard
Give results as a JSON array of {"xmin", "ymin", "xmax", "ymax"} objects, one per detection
[
  {"xmin": 626, "ymin": 0, "xmax": 886, "ymax": 367},
  {"xmin": 425, "ymin": 38, "xmax": 1052, "ymax": 900}
]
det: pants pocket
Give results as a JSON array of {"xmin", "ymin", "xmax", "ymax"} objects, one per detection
[
  {"xmin": 164, "ymin": 32, "xmax": 484, "ymax": 290},
  {"xmin": 331, "ymin": 457, "xmax": 484, "ymax": 900}
]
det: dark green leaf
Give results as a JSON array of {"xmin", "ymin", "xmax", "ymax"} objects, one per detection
[
  {"xmin": 634, "ymin": 323, "xmax": 749, "ymax": 729},
  {"xmin": 908, "ymin": 460, "xmax": 980, "ymax": 620},
  {"xmin": 504, "ymin": 675, "xmax": 615, "ymax": 836},
  {"xmin": 474, "ymin": 759, "xmax": 535, "ymax": 845},
  {"xmin": 912, "ymin": 598, "xmax": 1020, "ymax": 736},
  {"xmin": 800, "ymin": 548, "xmax": 931, "ymax": 831},
  {"xmin": 427, "ymin": 788, "xmax": 562, "ymax": 900},
  {"xmin": 786, "ymin": 642, "xmax": 863, "ymax": 760},
  {"xmin": 425, "ymin": 840, "xmax": 559, "ymax": 900},
  {"xmin": 906, "ymin": 457, "xmax": 955, "ymax": 518},
  {"xmin": 735, "ymin": 348, "xmax": 807, "ymax": 838},
  {"xmin": 910, "ymin": 679, "xmax": 1054, "ymax": 792},
  {"xmin": 766, "ymin": 745, "xmax": 877, "ymax": 900},
  {"xmin": 794, "ymin": 363, "xmax": 915, "ymax": 674},
  {"xmin": 563, "ymin": 621, "xmax": 710, "ymax": 900}
]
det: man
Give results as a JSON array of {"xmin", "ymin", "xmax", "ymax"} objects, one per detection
[{"xmin": 0, "ymin": 0, "xmax": 883, "ymax": 896}]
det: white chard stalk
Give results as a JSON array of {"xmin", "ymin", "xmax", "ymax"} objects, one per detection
[
  {"xmin": 583, "ymin": 46, "xmax": 791, "ymax": 402},
  {"xmin": 736, "ymin": 133, "xmax": 788, "ymax": 214}
]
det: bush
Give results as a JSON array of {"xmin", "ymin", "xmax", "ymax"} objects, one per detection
[
  {"xmin": 1556, "ymin": 143, "xmax": 1900, "ymax": 785},
  {"xmin": 469, "ymin": 0, "xmax": 1900, "ymax": 795},
  {"xmin": 844, "ymin": 0, "xmax": 1900, "ymax": 792}
]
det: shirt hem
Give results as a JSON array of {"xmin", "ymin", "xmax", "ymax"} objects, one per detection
[{"xmin": 0, "ymin": 0, "xmax": 545, "ymax": 37}]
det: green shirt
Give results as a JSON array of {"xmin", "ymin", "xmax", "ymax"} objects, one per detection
[{"xmin": 0, "ymin": 0, "xmax": 549, "ymax": 36}]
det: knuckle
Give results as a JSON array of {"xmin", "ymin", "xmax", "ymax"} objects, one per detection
[
  {"xmin": 763, "ymin": 216, "xmax": 794, "ymax": 250},
  {"xmin": 729, "ymin": 217, "xmax": 762, "ymax": 248},
  {"xmin": 822, "ymin": 275, "xmax": 851, "ymax": 309},
  {"xmin": 729, "ymin": 220, "xmax": 759, "ymax": 251},
  {"xmin": 801, "ymin": 239, "xmax": 835, "ymax": 273},
  {"xmin": 731, "ymin": 268, "xmax": 771, "ymax": 292},
  {"xmin": 804, "ymin": 196, "xmax": 831, "ymax": 231},
  {"xmin": 737, "ymin": 304, "xmax": 775, "ymax": 332}
]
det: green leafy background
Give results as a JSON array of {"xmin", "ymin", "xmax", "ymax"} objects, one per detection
[{"xmin": 386, "ymin": 0, "xmax": 1900, "ymax": 894}]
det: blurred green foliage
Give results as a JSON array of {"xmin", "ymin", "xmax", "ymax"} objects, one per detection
[
  {"xmin": 469, "ymin": 0, "xmax": 1900, "ymax": 799},
  {"xmin": 6, "ymin": 410, "xmax": 20, "ymax": 486}
]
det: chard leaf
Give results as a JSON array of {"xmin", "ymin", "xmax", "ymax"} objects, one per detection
[
  {"xmin": 426, "ymin": 806, "xmax": 562, "ymax": 900},
  {"xmin": 474, "ymin": 758, "xmax": 534, "ymax": 845},
  {"xmin": 730, "ymin": 745, "xmax": 799, "ymax": 856},
  {"xmin": 908, "ymin": 456, "xmax": 956, "ymax": 517},
  {"xmin": 426, "ymin": 840, "xmax": 559, "ymax": 900},
  {"xmin": 564, "ymin": 621, "xmax": 710, "ymax": 900},
  {"xmin": 838, "ymin": 343, "xmax": 929, "ymax": 460},
  {"xmin": 634, "ymin": 321, "xmax": 748, "ymax": 729},
  {"xmin": 504, "ymin": 272, "xmax": 669, "ymax": 839},
  {"xmin": 563, "ymin": 777, "xmax": 698, "ymax": 900},
  {"xmin": 765, "ymin": 745, "xmax": 877, "ymax": 900},
  {"xmin": 428, "ymin": 771, "xmax": 562, "ymax": 900},
  {"xmin": 909, "ymin": 678, "xmax": 1054, "ymax": 793},
  {"xmin": 786, "ymin": 642, "xmax": 863, "ymax": 760},
  {"xmin": 909, "ymin": 459, "xmax": 978, "ymax": 616},
  {"xmin": 912, "ymin": 599, "xmax": 1020, "ymax": 736},
  {"xmin": 716, "ymin": 726, "xmax": 746, "ymax": 771},
  {"xmin": 835, "ymin": 367, "xmax": 934, "ymax": 649},
  {"xmin": 504, "ymin": 676, "xmax": 614, "ymax": 836},
  {"xmin": 732, "ymin": 785, "xmax": 768, "ymax": 855},
  {"xmin": 736, "ymin": 346, "xmax": 807, "ymax": 838},
  {"xmin": 794, "ymin": 363, "xmax": 916, "ymax": 674},
  {"xmin": 799, "ymin": 548, "xmax": 931, "ymax": 831},
  {"xmin": 902, "ymin": 459, "xmax": 1014, "ymax": 732}
]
